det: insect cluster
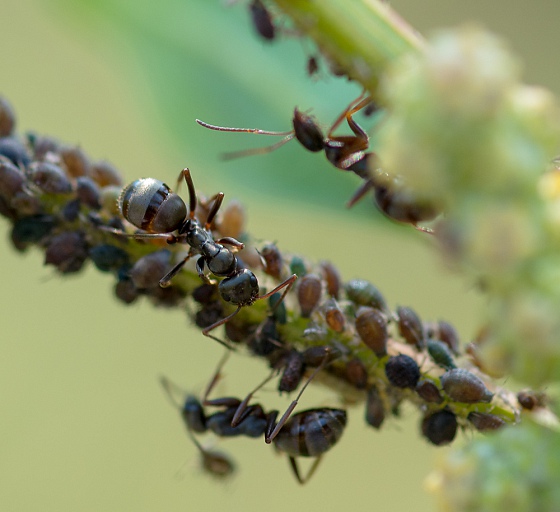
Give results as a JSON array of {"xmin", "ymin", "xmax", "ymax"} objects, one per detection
[{"xmin": 0, "ymin": 95, "xmax": 544, "ymax": 485}]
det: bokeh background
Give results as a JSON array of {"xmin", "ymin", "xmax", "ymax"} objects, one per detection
[{"xmin": 1, "ymin": 1, "xmax": 560, "ymax": 511}]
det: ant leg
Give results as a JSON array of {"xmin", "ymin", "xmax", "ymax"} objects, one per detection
[
  {"xmin": 346, "ymin": 179, "xmax": 375, "ymax": 208},
  {"xmin": 196, "ymin": 118, "xmax": 293, "ymax": 137},
  {"xmin": 179, "ymin": 168, "xmax": 198, "ymax": 219},
  {"xmin": 221, "ymin": 134, "xmax": 295, "ymax": 160},
  {"xmin": 216, "ymin": 237, "xmax": 245, "ymax": 253},
  {"xmin": 159, "ymin": 250, "xmax": 195, "ymax": 287},
  {"xmin": 265, "ymin": 352, "xmax": 334, "ymax": 444},
  {"xmin": 327, "ymin": 91, "xmax": 370, "ymax": 137},
  {"xmin": 195, "ymin": 256, "xmax": 216, "ymax": 285},
  {"xmin": 288, "ymin": 455, "xmax": 323, "ymax": 485},
  {"xmin": 257, "ymin": 274, "xmax": 297, "ymax": 309},
  {"xmin": 201, "ymin": 350, "xmax": 232, "ymax": 403},
  {"xmin": 201, "ymin": 305, "xmax": 243, "ymax": 350},
  {"xmin": 100, "ymin": 225, "xmax": 178, "ymax": 243},
  {"xmin": 230, "ymin": 370, "xmax": 279, "ymax": 427},
  {"xmin": 204, "ymin": 192, "xmax": 225, "ymax": 229}
]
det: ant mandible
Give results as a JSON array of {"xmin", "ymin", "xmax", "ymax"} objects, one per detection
[
  {"xmin": 161, "ymin": 353, "xmax": 347, "ymax": 484},
  {"xmin": 115, "ymin": 168, "xmax": 297, "ymax": 349}
]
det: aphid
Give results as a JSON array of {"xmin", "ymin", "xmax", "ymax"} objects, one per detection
[
  {"xmin": 113, "ymin": 168, "xmax": 297, "ymax": 349},
  {"xmin": 26, "ymin": 161, "xmax": 73, "ymax": 195},
  {"xmin": 260, "ymin": 243, "xmax": 284, "ymax": 279},
  {"xmin": 426, "ymin": 338, "xmax": 456, "ymax": 370},
  {"xmin": 0, "ymin": 158, "xmax": 25, "ymax": 201},
  {"xmin": 44, "ymin": 231, "xmax": 89, "ymax": 274},
  {"xmin": 0, "ymin": 96, "xmax": 16, "ymax": 137},
  {"xmin": 59, "ymin": 145, "xmax": 90, "ymax": 177},
  {"xmin": 517, "ymin": 390, "xmax": 547, "ymax": 410},
  {"xmin": 344, "ymin": 279, "xmax": 387, "ymax": 311},
  {"xmin": 365, "ymin": 384, "xmax": 385, "ymax": 429},
  {"xmin": 355, "ymin": 306, "xmax": 388, "ymax": 357},
  {"xmin": 129, "ymin": 250, "xmax": 172, "ymax": 289},
  {"xmin": 319, "ymin": 260, "xmax": 341, "ymax": 299},
  {"xmin": 249, "ymin": 0, "xmax": 276, "ymax": 41},
  {"xmin": 396, "ymin": 306, "xmax": 425, "ymax": 350},
  {"xmin": 90, "ymin": 160, "xmax": 123, "ymax": 187},
  {"xmin": 76, "ymin": 176, "xmax": 102, "ymax": 210},
  {"xmin": 467, "ymin": 412, "xmax": 505, "ymax": 432},
  {"xmin": 296, "ymin": 274, "xmax": 322, "ymax": 318},
  {"xmin": 322, "ymin": 299, "xmax": 345, "ymax": 333},
  {"xmin": 427, "ymin": 320, "xmax": 461, "ymax": 355},
  {"xmin": 88, "ymin": 244, "xmax": 129, "ymax": 273},
  {"xmin": 385, "ymin": 354, "xmax": 420, "ymax": 389},
  {"xmin": 421, "ymin": 409, "xmax": 457, "ymax": 446},
  {"xmin": 415, "ymin": 379, "xmax": 443, "ymax": 404},
  {"xmin": 0, "ymin": 137, "xmax": 31, "ymax": 167},
  {"xmin": 440, "ymin": 368, "xmax": 493, "ymax": 404},
  {"xmin": 306, "ymin": 55, "xmax": 319, "ymax": 77},
  {"xmin": 114, "ymin": 276, "xmax": 139, "ymax": 305},
  {"xmin": 345, "ymin": 358, "xmax": 368, "ymax": 389}
]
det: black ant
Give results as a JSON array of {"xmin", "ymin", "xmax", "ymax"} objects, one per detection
[
  {"xmin": 113, "ymin": 168, "xmax": 297, "ymax": 348},
  {"xmin": 197, "ymin": 96, "xmax": 438, "ymax": 232},
  {"xmin": 161, "ymin": 353, "xmax": 347, "ymax": 484}
]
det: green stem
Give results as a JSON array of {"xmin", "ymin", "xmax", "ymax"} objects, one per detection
[{"xmin": 271, "ymin": 0, "xmax": 423, "ymax": 94}]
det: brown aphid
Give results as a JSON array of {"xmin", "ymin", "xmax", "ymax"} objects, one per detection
[
  {"xmin": 217, "ymin": 199, "xmax": 245, "ymax": 239},
  {"xmin": 260, "ymin": 243, "xmax": 283, "ymax": 279},
  {"xmin": 60, "ymin": 145, "xmax": 90, "ymax": 177},
  {"xmin": 297, "ymin": 274, "xmax": 322, "ymax": 318},
  {"xmin": 114, "ymin": 278, "xmax": 139, "ymax": 304},
  {"xmin": 0, "ymin": 96, "xmax": 16, "ymax": 137},
  {"xmin": 200, "ymin": 448, "xmax": 236, "ymax": 479},
  {"xmin": 26, "ymin": 161, "xmax": 73, "ymax": 195},
  {"xmin": 467, "ymin": 412, "xmax": 505, "ymax": 432},
  {"xmin": 440, "ymin": 368, "xmax": 493, "ymax": 404},
  {"xmin": 421, "ymin": 409, "xmax": 457, "ymax": 446},
  {"xmin": 323, "ymin": 300, "xmax": 345, "ymax": 332},
  {"xmin": 319, "ymin": 260, "xmax": 341, "ymax": 299},
  {"xmin": 365, "ymin": 384, "xmax": 385, "ymax": 429},
  {"xmin": 249, "ymin": 0, "xmax": 275, "ymax": 41},
  {"xmin": 415, "ymin": 379, "xmax": 443, "ymax": 404},
  {"xmin": 355, "ymin": 306, "xmax": 387, "ymax": 357},
  {"xmin": 517, "ymin": 390, "xmax": 547, "ymax": 410},
  {"xmin": 278, "ymin": 350, "xmax": 306, "ymax": 393},
  {"xmin": 345, "ymin": 358, "xmax": 368, "ymax": 389},
  {"xmin": 396, "ymin": 306, "xmax": 425, "ymax": 350},
  {"xmin": 0, "ymin": 158, "xmax": 25, "ymax": 200},
  {"xmin": 90, "ymin": 160, "xmax": 123, "ymax": 187}
]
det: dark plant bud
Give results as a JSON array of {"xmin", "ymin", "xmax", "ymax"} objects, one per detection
[
  {"xmin": 415, "ymin": 379, "xmax": 444, "ymax": 404},
  {"xmin": 345, "ymin": 279, "xmax": 386, "ymax": 311},
  {"xmin": 27, "ymin": 161, "xmax": 72, "ymax": 194},
  {"xmin": 467, "ymin": 412, "xmax": 505, "ymax": 432},
  {"xmin": 396, "ymin": 306, "xmax": 425, "ymax": 350},
  {"xmin": 440, "ymin": 368, "xmax": 493, "ymax": 403},
  {"xmin": 355, "ymin": 306, "xmax": 387, "ymax": 357},
  {"xmin": 319, "ymin": 260, "xmax": 341, "ymax": 299},
  {"xmin": 0, "ymin": 97, "xmax": 16, "ymax": 136},
  {"xmin": 385, "ymin": 354, "xmax": 420, "ymax": 389},
  {"xmin": 365, "ymin": 385, "xmax": 385, "ymax": 429},
  {"xmin": 427, "ymin": 338, "xmax": 456, "ymax": 370},
  {"xmin": 297, "ymin": 274, "xmax": 322, "ymax": 317},
  {"xmin": 44, "ymin": 231, "xmax": 89, "ymax": 273},
  {"xmin": 421, "ymin": 409, "xmax": 457, "ymax": 446}
]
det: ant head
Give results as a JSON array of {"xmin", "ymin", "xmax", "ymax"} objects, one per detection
[{"xmin": 292, "ymin": 109, "xmax": 324, "ymax": 152}]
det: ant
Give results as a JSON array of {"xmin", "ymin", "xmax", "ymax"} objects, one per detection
[
  {"xmin": 161, "ymin": 353, "xmax": 347, "ymax": 484},
  {"xmin": 197, "ymin": 96, "xmax": 438, "ymax": 232},
  {"xmin": 113, "ymin": 168, "xmax": 297, "ymax": 349}
]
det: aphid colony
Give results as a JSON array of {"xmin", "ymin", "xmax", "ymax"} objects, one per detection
[{"xmin": 0, "ymin": 96, "xmax": 537, "ymax": 484}]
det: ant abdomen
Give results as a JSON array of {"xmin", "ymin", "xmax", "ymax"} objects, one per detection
[
  {"xmin": 119, "ymin": 178, "xmax": 186, "ymax": 233},
  {"xmin": 273, "ymin": 408, "xmax": 347, "ymax": 458}
]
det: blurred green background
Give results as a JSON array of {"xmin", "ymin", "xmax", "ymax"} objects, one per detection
[{"xmin": 1, "ymin": 1, "xmax": 560, "ymax": 511}]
